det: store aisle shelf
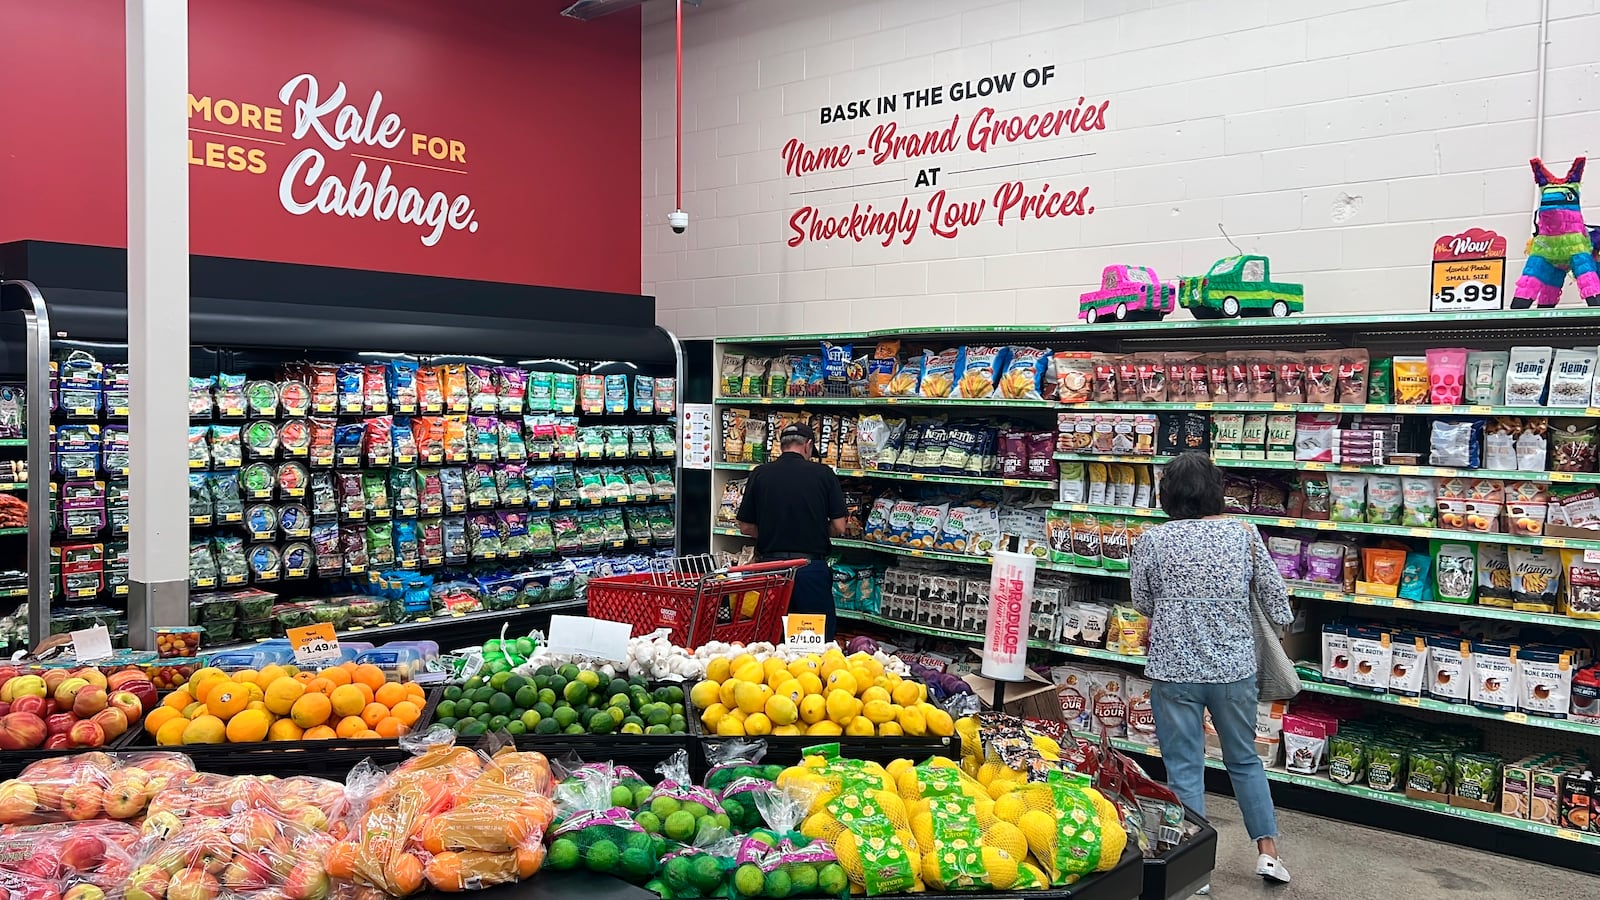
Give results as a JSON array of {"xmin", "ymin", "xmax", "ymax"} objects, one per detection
[
  {"xmin": 1054, "ymin": 453, "xmax": 1600, "ymax": 486},
  {"xmin": 834, "ymin": 608, "xmax": 1150, "ymax": 666},
  {"xmin": 714, "ymin": 395, "xmax": 1058, "ymax": 409},
  {"xmin": 203, "ymin": 599, "xmax": 588, "ymax": 657},
  {"xmin": 712, "ymin": 461, "xmax": 1055, "ymax": 490},
  {"xmin": 1297, "ymin": 681, "xmax": 1600, "ymax": 737},
  {"xmin": 1110, "ymin": 738, "xmax": 1600, "ymax": 847}
]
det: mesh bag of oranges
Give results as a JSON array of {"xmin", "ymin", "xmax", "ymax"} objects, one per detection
[
  {"xmin": 130, "ymin": 805, "xmax": 338, "ymax": 900},
  {"xmin": 893, "ymin": 759, "xmax": 1047, "ymax": 891},
  {"xmin": 414, "ymin": 749, "xmax": 555, "ymax": 892},
  {"xmin": 778, "ymin": 749, "xmax": 923, "ymax": 896}
]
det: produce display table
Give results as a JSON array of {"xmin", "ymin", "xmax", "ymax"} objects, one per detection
[{"xmin": 1139, "ymin": 813, "xmax": 1217, "ymax": 900}]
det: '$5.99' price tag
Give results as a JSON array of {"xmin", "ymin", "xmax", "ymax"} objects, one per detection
[
  {"xmin": 287, "ymin": 623, "xmax": 343, "ymax": 666},
  {"xmin": 784, "ymin": 614, "xmax": 828, "ymax": 650}
]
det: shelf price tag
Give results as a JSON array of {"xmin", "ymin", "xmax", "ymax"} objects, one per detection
[
  {"xmin": 287, "ymin": 623, "xmax": 342, "ymax": 666},
  {"xmin": 784, "ymin": 614, "xmax": 828, "ymax": 650},
  {"xmin": 1396, "ymin": 696, "xmax": 1421, "ymax": 707},
  {"xmin": 1503, "ymin": 711, "xmax": 1529, "ymax": 724}
]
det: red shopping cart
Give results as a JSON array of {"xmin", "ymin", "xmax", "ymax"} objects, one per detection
[{"xmin": 586, "ymin": 555, "xmax": 805, "ymax": 649}]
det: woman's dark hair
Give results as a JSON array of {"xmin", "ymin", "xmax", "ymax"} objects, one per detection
[{"xmin": 1160, "ymin": 452, "xmax": 1225, "ymax": 520}]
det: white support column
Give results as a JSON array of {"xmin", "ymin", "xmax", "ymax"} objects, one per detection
[{"xmin": 126, "ymin": 0, "xmax": 190, "ymax": 647}]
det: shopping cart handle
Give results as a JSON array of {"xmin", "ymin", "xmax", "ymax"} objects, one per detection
[{"xmin": 728, "ymin": 558, "xmax": 810, "ymax": 574}]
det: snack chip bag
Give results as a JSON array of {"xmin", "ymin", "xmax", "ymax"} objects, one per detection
[
  {"xmin": 994, "ymin": 347, "xmax": 1049, "ymax": 400},
  {"xmin": 954, "ymin": 346, "xmax": 1004, "ymax": 399},
  {"xmin": 919, "ymin": 349, "xmax": 959, "ymax": 398}
]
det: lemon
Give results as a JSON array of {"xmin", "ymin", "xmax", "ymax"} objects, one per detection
[
  {"xmin": 716, "ymin": 716, "xmax": 746, "ymax": 737},
  {"xmin": 976, "ymin": 762, "xmax": 1006, "ymax": 788},
  {"xmin": 799, "ymin": 694, "xmax": 827, "ymax": 725},
  {"xmin": 924, "ymin": 705, "xmax": 956, "ymax": 737},
  {"xmin": 885, "ymin": 758, "xmax": 913, "ymax": 785},
  {"xmin": 910, "ymin": 811, "xmax": 935, "ymax": 850},
  {"xmin": 994, "ymin": 793, "xmax": 1025, "ymax": 825},
  {"xmin": 981, "ymin": 847, "xmax": 1019, "ymax": 890},
  {"xmin": 896, "ymin": 705, "xmax": 927, "ymax": 737},
  {"xmin": 862, "ymin": 699, "xmax": 897, "ymax": 725},
  {"xmin": 689, "ymin": 679, "xmax": 722, "ymax": 710},
  {"xmin": 705, "ymin": 657, "xmax": 732, "ymax": 683},
  {"xmin": 892, "ymin": 680, "xmax": 923, "ymax": 707},
  {"xmin": 1018, "ymin": 809, "xmax": 1056, "ymax": 860},
  {"xmin": 744, "ymin": 712, "xmax": 772, "ymax": 736},
  {"xmin": 787, "ymin": 656, "xmax": 820, "ymax": 678},
  {"xmin": 845, "ymin": 716, "xmax": 875, "ymax": 737},
  {"xmin": 733, "ymin": 681, "xmax": 768, "ymax": 715},
  {"xmin": 825, "ymin": 668, "xmax": 857, "ymax": 696},
  {"xmin": 848, "ymin": 667, "xmax": 874, "ymax": 694},
  {"xmin": 878, "ymin": 721, "xmax": 904, "ymax": 736},
  {"xmin": 772, "ymin": 723, "xmax": 804, "ymax": 736},
  {"xmin": 984, "ymin": 820, "xmax": 1027, "ymax": 860},
  {"xmin": 805, "ymin": 720, "xmax": 842, "ymax": 736},
  {"xmin": 729, "ymin": 653, "xmax": 756, "ymax": 676},
  {"xmin": 896, "ymin": 768, "xmax": 922, "ymax": 800},
  {"xmin": 772, "ymin": 680, "xmax": 804, "ymax": 706},
  {"xmin": 825, "ymin": 688, "xmax": 861, "ymax": 725},
  {"xmin": 799, "ymin": 811, "xmax": 837, "ymax": 841},
  {"xmin": 700, "ymin": 702, "xmax": 730, "ymax": 729},
  {"xmin": 796, "ymin": 672, "xmax": 824, "ymax": 696},
  {"xmin": 719, "ymin": 680, "xmax": 740, "ymax": 708},
  {"xmin": 765, "ymin": 694, "xmax": 799, "ymax": 726},
  {"xmin": 832, "ymin": 831, "xmax": 860, "ymax": 876},
  {"xmin": 974, "ymin": 798, "xmax": 997, "ymax": 828},
  {"xmin": 861, "ymin": 686, "xmax": 891, "ymax": 706},
  {"xmin": 921, "ymin": 851, "xmax": 944, "ymax": 890},
  {"xmin": 989, "ymin": 779, "xmax": 1019, "ymax": 800},
  {"xmin": 875, "ymin": 790, "xmax": 908, "ymax": 823}
]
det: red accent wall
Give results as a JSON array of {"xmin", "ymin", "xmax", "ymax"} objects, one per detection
[{"xmin": 0, "ymin": 0, "xmax": 641, "ymax": 294}]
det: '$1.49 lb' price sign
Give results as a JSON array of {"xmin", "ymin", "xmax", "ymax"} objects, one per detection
[
  {"xmin": 287, "ymin": 623, "xmax": 343, "ymax": 666},
  {"xmin": 1430, "ymin": 228, "xmax": 1507, "ymax": 312}
]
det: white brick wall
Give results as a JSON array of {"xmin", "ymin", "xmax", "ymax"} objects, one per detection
[{"xmin": 642, "ymin": 0, "xmax": 1600, "ymax": 338}]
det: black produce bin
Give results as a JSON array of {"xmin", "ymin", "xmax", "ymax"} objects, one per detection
[
  {"xmin": 512, "ymin": 731, "xmax": 698, "ymax": 780},
  {"xmin": 1140, "ymin": 811, "xmax": 1218, "ymax": 900},
  {"xmin": 688, "ymin": 716, "xmax": 953, "ymax": 779}
]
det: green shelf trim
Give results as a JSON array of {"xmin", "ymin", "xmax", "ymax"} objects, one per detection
[
  {"xmin": 0, "ymin": 528, "xmax": 26, "ymax": 536},
  {"xmin": 832, "ymin": 537, "xmax": 996, "ymax": 567},
  {"xmin": 1048, "ymin": 502, "xmax": 1600, "ymax": 552},
  {"xmin": 1062, "ymin": 401, "xmax": 1584, "ymax": 416},
  {"xmin": 712, "ymin": 461, "xmax": 1054, "ymax": 490},
  {"xmin": 0, "ymin": 439, "xmax": 26, "ymax": 447},
  {"xmin": 1298, "ymin": 681, "xmax": 1600, "ymax": 737},
  {"xmin": 1108, "ymin": 738, "xmax": 1600, "ymax": 846},
  {"xmin": 1294, "ymin": 586, "xmax": 1600, "ymax": 632},
  {"xmin": 1055, "ymin": 453, "xmax": 1175, "ymax": 465},
  {"xmin": 714, "ymin": 396, "xmax": 1058, "ymax": 409},
  {"xmin": 0, "ymin": 587, "xmax": 26, "ymax": 598},
  {"xmin": 834, "ymin": 608, "xmax": 1149, "ymax": 666},
  {"xmin": 715, "ymin": 307, "xmax": 1600, "ymax": 346},
  {"xmin": 0, "ymin": 483, "xmax": 27, "ymax": 491}
]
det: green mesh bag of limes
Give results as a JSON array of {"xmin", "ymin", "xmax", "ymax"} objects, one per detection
[
  {"xmin": 546, "ymin": 808, "xmax": 665, "ymax": 884},
  {"xmin": 705, "ymin": 739, "xmax": 785, "ymax": 831}
]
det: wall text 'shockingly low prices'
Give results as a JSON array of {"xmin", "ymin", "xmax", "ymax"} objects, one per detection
[
  {"xmin": 782, "ymin": 65, "xmax": 1111, "ymax": 248},
  {"xmin": 187, "ymin": 74, "xmax": 480, "ymax": 247}
]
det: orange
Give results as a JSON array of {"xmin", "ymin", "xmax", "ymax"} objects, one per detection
[
  {"xmin": 325, "ymin": 843, "xmax": 358, "ymax": 880},
  {"xmin": 374, "ymin": 682, "xmax": 407, "ymax": 709},
  {"xmin": 230, "ymin": 669, "xmax": 259, "ymax": 686},
  {"xmin": 390, "ymin": 700, "xmax": 422, "ymax": 727},
  {"xmin": 374, "ymin": 717, "xmax": 405, "ymax": 738},
  {"xmin": 305, "ymin": 677, "xmax": 337, "ymax": 698},
  {"xmin": 302, "ymin": 725, "xmax": 337, "ymax": 741},
  {"xmin": 352, "ymin": 664, "xmax": 387, "ymax": 693},
  {"xmin": 355, "ymin": 729, "xmax": 381, "ymax": 739},
  {"xmin": 256, "ymin": 664, "xmax": 290, "ymax": 688},
  {"xmin": 162, "ymin": 689, "xmax": 195, "ymax": 711},
  {"xmin": 290, "ymin": 692, "xmax": 333, "ymax": 730},
  {"xmin": 318, "ymin": 667, "xmax": 352, "ymax": 687},
  {"xmin": 360, "ymin": 702, "xmax": 390, "ymax": 729},
  {"xmin": 155, "ymin": 717, "xmax": 189, "ymax": 747},
  {"xmin": 225, "ymin": 709, "xmax": 272, "ymax": 743},
  {"xmin": 335, "ymin": 716, "xmax": 367, "ymax": 739},
  {"xmin": 294, "ymin": 671, "xmax": 315, "ymax": 684},
  {"xmin": 268, "ymin": 719, "xmax": 304, "ymax": 742},
  {"xmin": 205, "ymin": 685, "xmax": 250, "ymax": 722},
  {"xmin": 181, "ymin": 715, "xmax": 227, "ymax": 745},
  {"xmin": 352, "ymin": 683, "xmax": 375, "ymax": 706},
  {"xmin": 190, "ymin": 673, "xmax": 229, "ymax": 706},
  {"xmin": 264, "ymin": 678, "xmax": 307, "ymax": 716},
  {"xmin": 403, "ymin": 682, "xmax": 426, "ymax": 703},
  {"xmin": 515, "ymin": 846, "xmax": 544, "ymax": 879},
  {"xmin": 329, "ymin": 684, "xmax": 367, "ymax": 718},
  {"xmin": 391, "ymin": 854, "xmax": 425, "ymax": 895},
  {"xmin": 144, "ymin": 706, "xmax": 182, "ymax": 736}
]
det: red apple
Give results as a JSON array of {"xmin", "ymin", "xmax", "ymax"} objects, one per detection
[
  {"xmin": 43, "ymin": 698, "xmax": 58, "ymax": 715},
  {"xmin": 0, "ymin": 782, "xmax": 38, "ymax": 825},
  {"xmin": 46, "ymin": 713, "xmax": 76, "ymax": 737},
  {"xmin": 0, "ymin": 712, "xmax": 47, "ymax": 750},
  {"xmin": 73, "ymin": 669, "xmax": 107, "ymax": 690},
  {"xmin": 0, "ymin": 702, "xmax": 9, "ymax": 718},
  {"xmin": 67, "ymin": 720, "xmax": 106, "ymax": 749},
  {"xmin": 63, "ymin": 885, "xmax": 105, "ymax": 900},
  {"xmin": 281, "ymin": 862, "xmax": 329, "ymax": 900},
  {"xmin": 59, "ymin": 783, "xmax": 102, "ymax": 821},
  {"xmin": 42, "ymin": 734, "xmax": 70, "ymax": 750},
  {"xmin": 107, "ymin": 691, "xmax": 142, "ymax": 725},
  {"xmin": 53, "ymin": 678, "xmax": 88, "ymax": 709},
  {"xmin": 124, "ymin": 681, "xmax": 158, "ymax": 713},
  {"xmin": 90, "ymin": 708, "xmax": 127, "ymax": 741},
  {"xmin": 10, "ymin": 695, "xmax": 45, "ymax": 718},
  {"xmin": 41, "ymin": 671, "xmax": 69, "ymax": 695},
  {"xmin": 124, "ymin": 867, "xmax": 168, "ymax": 900},
  {"xmin": 0, "ymin": 664, "xmax": 20, "ymax": 689},
  {"xmin": 220, "ymin": 858, "xmax": 271, "ymax": 893},
  {"xmin": 166, "ymin": 870, "xmax": 219, "ymax": 900},
  {"xmin": 71, "ymin": 686, "xmax": 107, "ymax": 719},
  {"xmin": 58, "ymin": 834, "xmax": 105, "ymax": 872},
  {"xmin": 102, "ymin": 770, "xmax": 150, "ymax": 819}
]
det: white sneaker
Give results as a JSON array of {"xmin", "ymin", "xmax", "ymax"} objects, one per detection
[
  {"xmin": 1256, "ymin": 853, "xmax": 1291, "ymax": 884},
  {"xmin": 1194, "ymin": 885, "xmax": 1211, "ymax": 896}
]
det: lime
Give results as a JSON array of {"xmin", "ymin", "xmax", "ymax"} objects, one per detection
[
  {"xmin": 488, "ymin": 715, "xmax": 511, "ymax": 732},
  {"xmin": 565, "ymin": 681, "xmax": 591, "ymax": 705},
  {"xmin": 694, "ymin": 815, "xmax": 722, "ymax": 843},
  {"xmin": 621, "ymin": 722, "xmax": 644, "ymax": 735},
  {"xmin": 624, "ymin": 715, "xmax": 646, "ymax": 730},
  {"xmin": 669, "ymin": 715, "xmax": 687, "ymax": 733},
  {"xmin": 521, "ymin": 709, "xmax": 542, "ymax": 730},
  {"xmin": 746, "ymin": 830, "xmax": 777, "ymax": 848},
  {"xmin": 650, "ymin": 796, "xmax": 682, "ymax": 819},
  {"xmin": 578, "ymin": 670, "xmax": 603, "ymax": 690},
  {"xmin": 534, "ymin": 702, "xmax": 555, "ymax": 720},
  {"xmin": 535, "ymin": 718, "xmax": 560, "ymax": 735},
  {"xmin": 468, "ymin": 702, "xmax": 490, "ymax": 720},
  {"xmin": 554, "ymin": 707, "xmax": 578, "ymax": 729},
  {"xmin": 505, "ymin": 720, "xmax": 526, "ymax": 735},
  {"xmin": 646, "ymin": 724, "xmax": 671, "ymax": 736},
  {"xmin": 538, "ymin": 689, "xmax": 558, "ymax": 708},
  {"xmin": 460, "ymin": 721, "xmax": 488, "ymax": 737},
  {"xmin": 644, "ymin": 879, "xmax": 671, "ymax": 900},
  {"xmin": 609, "ymin": 678, "xmax": 631, "ymax": 698},
  {"xmin": 722, "ymin": 798, "xmax": 744, "ymax": 825},
  {"xmin": 503, "ymin": 675, "xmax": 528, "ymax": 695},
  {"xmin": 817, "ymin": 863, "xmax": 848, "ymax": 896},
  {"xmin": 610, "ymin": 693, "xmax": 633, "ymax": 710},
  {"xmin": 534, "ymin": 664, "xmax": 555, "ymax": 678},
  {"xmin": 547, "ymin": 839, "xmax": 580, "ymax": 870},
  {"xmin": 442, "ymin": 685, "xmax": 463, "ymax": 702},
  {"xmin": 452, "ymin": 716, "xmax": 476, "ymax": 732},
  {"xmin": 515, "ymin": 685, "xmax": 539, "ymax": 709},
  {"xmin": 621, "ymin": 847, "xmax": 657, "ymax": 882},
  {"xmin": 634, "ymin": 810, "xmax": 662, "ymax": 834},
  {"xmin": 488, "ymin": 692, "xmax": 514, "ymax": 715},
  {"xmin": 608, "ymin": 707, "xmax": 625, "ymax": 725},
  {"xmin": 786, "ymin": 864, "xmax": 817, "ymax": 894},
  {"xmin": 762, "ymin": 765, "xmax": 783, "ymax": 781},
  {"xmin": 713, "ymin": 813, "xmax": 731, "ymax": 832},
  {"xmin": 436, "ymin": 699, "xmax": 457, "ymax": 720},
  {"xmin": 763, "ymin": 869, "xmax": 791, "ymax": 898},
  {"xmin": 558, "ymin": 663, "xmax": 580, "ymax": 681},
  {"xmin": 589, "ymin": 711, "xmax": 616, "ymax": 734},
  {"xmin": 681, "ymin": 801, "xmax": 709, "ymax": 820},
  {"xmin": 515, "ymin": 637, "xmax": 536, "ymax": 658},
  {"xmin": 437, "ymin": 717, "xmax": 458, "ymax": 730},
  {"xmin": 612, "ymin": 785, "xmax": 636, "ymax": 808},
  {"xmin": 462, "ymin": 676, "xmax": 483, "ymax": 692},
  {"xmin": 691, "ymin": 856, "xmax": 724, "ymax": 893},
  {"xmin": 564, "ymin": 723, "xmax": 586, "ymax": 734},
  {"xmin": 663, "ymin": 810, "xmax": 696, "ymax": 842},
  {"xmin": 647, "ymin": 705, "xmax": 671, "ymax": 726},
  {"xmin": 664, "ymin": 856, "xmax": 694, "ymax": 890},
  {"xmin": 489, "ymin": 671, "xmax": 512, "ymax": 690},
  {"xmin": 548, "ymin": 675, "xmax": 567, "ymax": 697},
  {"xmin": 734, "ymin": 864, "xmax": 765, "ymax": 897},
  {"xmin": 586, "ymin": 839, "xmax": 620, "ymax": 872},
  {"xmin": 627, "ymin": 830, "xmax": 656, "ymax": 852},
  {"xmin": 634, "ymin": 784, "xmax": 654, "ymax": 809}
]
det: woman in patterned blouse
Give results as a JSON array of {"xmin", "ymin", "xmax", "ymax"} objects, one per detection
[{"xmin": 1131, "ymin": 452, "xmax": 1294, "ymax": 889}]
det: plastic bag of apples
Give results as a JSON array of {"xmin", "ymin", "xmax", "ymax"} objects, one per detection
[
  {"xmin": 0, "ymin": 751, "xmax": 194, "ymax": 826},
  {"xmin": 142, "ymin": 772, "xmax": 349, "ymax": 839},
  {"xmin": 126, "ymin": 805, "xmax": 337, "ymax": 900},
  {"xmin": 0, "ymin": 819, "xmax": 142, "ymax": 900}
]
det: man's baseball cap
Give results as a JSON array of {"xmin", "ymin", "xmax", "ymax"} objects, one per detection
[{"xmin": 780, "ymin": 422, "xmax": 815, "ymax": 442}]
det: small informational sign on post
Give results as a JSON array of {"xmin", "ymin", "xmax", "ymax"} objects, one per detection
[
  {"xmin": 784, "ymin": 614, "xmax": 828, "ymax": 650},
  {"xmin": 70, "ymin": 626, "xmax": 114, "ymax": 663},
  {"xmin": 982, "ymin": 552, "xmax": 1036, "ymax": 681},
  {"xmin": 287, "ymin": 623, "xmax": 342, "ymax": 666},
  {"xmin": 682, "ymin": 403, "xmax": 714, "ymax": 470},
  {"xmin": 1430, "ymin": 228, "xmax": 1507, "ymax": 312}
]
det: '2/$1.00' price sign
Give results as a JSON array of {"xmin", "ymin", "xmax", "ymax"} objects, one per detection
[
  {"xmin": 287, "ymin": 623, "xmax": 342, "ymax": 666},
  {"xmin": 784, "ymin": 614, "xmax": 828, "ymax": 650}
]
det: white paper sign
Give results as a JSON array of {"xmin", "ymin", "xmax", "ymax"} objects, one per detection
[
  {"xmin": 981, "ymin": 552, "xmax": 1036, "ymax": 681},
  {"xmin": 547, "ymin": 615, "xmax": 632, "ymax": 661},
  {"xmin": 70, "ymin": 626, "xmax": 114, "ymax": 663},
  {"xmin": 682, "ymin": 403, "xmax": 714, "ymax": 470}
]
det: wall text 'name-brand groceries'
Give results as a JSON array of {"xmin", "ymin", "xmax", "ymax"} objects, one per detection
[{"xmin": 277, "ymin": 74, "xmax": 479, "ymax": 246}]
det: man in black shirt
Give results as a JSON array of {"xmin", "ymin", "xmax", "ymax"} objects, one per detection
[{"xmin": 736, "ymin": 422, "xmax": 847, "ymax": 639}]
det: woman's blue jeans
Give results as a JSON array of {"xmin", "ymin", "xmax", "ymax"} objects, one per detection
[{"xmin": 1150, "ymin": 677, "xmax": 1280, "ymax": 841}]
